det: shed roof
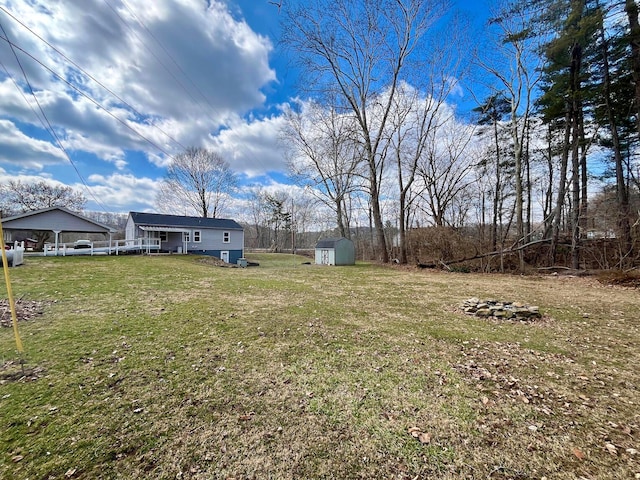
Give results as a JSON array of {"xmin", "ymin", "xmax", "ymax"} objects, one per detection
[
  {"xmin": 315, "ymin": 237, "xmax": 352, "ymax": 249},
  {"xmin": 1, "ymin": 207, "xmax": 116, "ymax": 233},
  {"xmin": 129, "ymin": 212, "xmax": 243, "ymax": 230}
]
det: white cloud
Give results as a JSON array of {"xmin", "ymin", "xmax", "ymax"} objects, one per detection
[
  {"xmin": 81, "ymin": 173, "xmax": 161, "ymax": 212},
  {"xmin": 0, "ymin": 0, "xmax": 277, "ymax": 187},
  {"xmin": 0, "ymin": 119, "xmax": 66, "ymax": 168},
  {"xmin": 208, "ymin": 112, "xmax": 287, "ymax": 177},
  {"xmin": 0, "ymin": 170, "xmax": 55, "ymax": 184}
]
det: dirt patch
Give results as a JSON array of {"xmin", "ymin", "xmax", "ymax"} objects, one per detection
[
  {"xmin": 196, "ymin": 257, "xmax": 237, "ymax": 268},
  {"xmin": 0, "ymin": 299, "xmax": 47, "ymax": 327},
  {"xmin": 0, "ymin": 360, "xmax": 45, "ymax": 383}
]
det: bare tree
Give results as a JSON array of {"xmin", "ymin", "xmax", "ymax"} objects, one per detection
[
  {"xmin": 0, "ymin": 180, "xmax": 86, "ymax": 215},
  {"xmin": 0, "ymin": 180, "xmax": 87, "ymax": 250},
  {"xmin": 156, "ymin": 147, "xmax": 237, "ymax": 218},
  {"xmin": 387, "ymin": 75, "xmax": 463, "ymax": 263},
  {"xmin": 239, "ymin": 186, "xmax": 271, "ymax": 248},
  {"xmin": 476, "ymin": 2, "xmax": 541, "ymax": 270},
  {"xmin": 416, "ymin": 116, "xmax": 477, "ymax": 227},
  {"xmin": 281, "ymin": 0, "xmax": 450, "ymax": 262},
  {"xmin": 283, "ymin": 101, "xmax": 363, "ymax": 239}
]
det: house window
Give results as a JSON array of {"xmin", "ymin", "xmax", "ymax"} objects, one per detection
[
  {"xmin": 159, "ymin": 231, "xmax": 168, "ymax": 242},
  {"xmin": 223, "ymin": 231, "xmax": 230, "ymax": 243},
  {"xmin": 193, "ymin": 230, "xmax": 201, "ymax": 242},
  {"xmin": 183, "ymin": 232, "xmax": 190, "ymax": 242}
]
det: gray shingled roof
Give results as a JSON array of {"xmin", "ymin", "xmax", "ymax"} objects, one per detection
[
  {"xmin": 130, "ymin": 212, "xmax": 243, "ymax": 230},
  {"xmin": 315, "ymin": 237, "xmax": 349, "ymax": 248}
]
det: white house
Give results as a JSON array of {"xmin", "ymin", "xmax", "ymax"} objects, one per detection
[{"xmin": 126, "ymin": 212, "xmax": 244, "ymax": 263}]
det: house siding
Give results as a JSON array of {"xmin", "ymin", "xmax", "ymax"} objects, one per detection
[
  {"xmin": 125, "ymin": 216, "xmax": 136, "ymax": 241},
  {"xmin": 125, "ymin": 212, "xmax": 244, "ymax": 262}
]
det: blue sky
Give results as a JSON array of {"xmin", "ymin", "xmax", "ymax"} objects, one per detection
[{"xmin": 0, "ymin": 0, "xmax": 490, "ymax": 216}]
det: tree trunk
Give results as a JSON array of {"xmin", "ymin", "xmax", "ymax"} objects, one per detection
[
  {"xmin": 336, "ymin": 196, "xmax": 347, "ymax": 238},
  {"xmin": 600, "ymin": 24, "xmax": 633, "ymax": 264},
  {"xmin": 512, "ymin": 109, "xmax": 525, "ymax": 271},
  {"xmin": 570, "ymin": 42, "xmax": 582, "ymax": 270},
  {"xmin": 491, "ymin": 119, "xmax": 501, "ymax": 252},
  {"xmin": 525, "ymin": 119, "xmax": 532, "ymax": 243},
  {"xmin": 625, "ymin": 0, "xmax": 640, "ymax": 137},
  {"xmin": 398, "ymin": 190, "xmax": 408, "ymax": 264},
  {"xmin": 544, "ymin": 123, "xmax": 555, "ymax": 234},
  {"xmin": 368, "ymin": 165, "xmax": 389, "ymax": 263},
  {"xmin": 550, "ymin": 106, "xmax": 572, "ymax": 264},
  {"xmin": 579, "ymin": 117, "xmax": 588, "ymax": 247}
]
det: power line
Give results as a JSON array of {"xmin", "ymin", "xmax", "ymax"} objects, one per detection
[
  {"xmin": 118, "ymin": 0, "xmax": 221, "ymax": 114},
  {"xmin": 0, "ymin": 58, "xmax": 47, "ymax": 129},
  {"xmin": 103, "ymin": 0, "xmax": 274, "ymax": 175},
  {"xmin": 0, "ymin": 5, "xmax": 188, "ymax": 153},
  {"xmin": 101, "ymin": 0, "xmax": 210, "ymax": 114},
  {"xmin": 0, "ymin": 20, "xmax": 109, "ymax": 212},
  {"xmin": 0, "ymin": 1, "xmax": 275, "ymax": 217},
  {"xmin": 0, "ymin": 33, "xmax": 179, "ymax": 162}
]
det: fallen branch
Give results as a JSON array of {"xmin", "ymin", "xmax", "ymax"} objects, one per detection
[{"xmin": 416, "ymin": 238, "xmax": 554, "ymax": 269}]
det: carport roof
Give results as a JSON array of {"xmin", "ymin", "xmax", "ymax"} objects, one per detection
[{"xmin": 1, "ymin": 207, "xmax": 116, "ymax": 233}]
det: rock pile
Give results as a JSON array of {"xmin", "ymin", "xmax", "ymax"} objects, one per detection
[{"xmin": 461, "ymin": 297, "xmax": 542, "ymax": 321}]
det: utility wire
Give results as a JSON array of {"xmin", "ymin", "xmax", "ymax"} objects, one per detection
[
  {"xmin": 102, "ymin": 0, "xmax": 209, "ymax": 113},
  {"xmin": 0, "ymin": 33, "xmax": 179, "ymax": 162},
  {"xmin": 117, "ymin": 0, "xmax": 222, "ymax": 112},
  {"xmin": 99, "ymin": 0, "xmax": 273, "ymax": 179},
  {"xmin": 0, "ymin": 58, "xmax": 48, "ymax": 130},
  {"xmin": 0, "ymin": 20, "xmax": 109, "ymax": 212},
  {"xmin": 0, "ymin": 1, "xmax": 272, "ymax": 216},
  {"xmin": 0, "ymin": 5, "xmax": 188, "ymax": 153},
  {"xmin": 119, "ymin": 0, "xmax": 221, "ymax": 114}
]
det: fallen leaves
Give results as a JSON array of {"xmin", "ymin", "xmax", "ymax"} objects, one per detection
[
  {"xmin": 572, "ymin": 448, "xmax": 585, "ymax": 460},
  {"xmin": 408, "ymin": 427, "xmax": 431, "ymax": 444},
  {"xmin": 238, "ymin": 412, "xmax": 255, "ymax": 421},
  {"xmin": 0, "ymin": 361, "xmax": 46, "ymax": 384},
  {"xmin": 0, "ymin": 299, "xmax": 48, "ymax": 327}
]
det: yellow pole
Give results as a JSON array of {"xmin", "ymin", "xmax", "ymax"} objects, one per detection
[{"xmin": 0, "ymin": 215, "xmax": 24, "ymax": 353}]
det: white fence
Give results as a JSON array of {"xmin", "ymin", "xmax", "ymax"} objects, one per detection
[
  {"xmin": 4, "ymin": 241, "xmax": 25, "ymax": 267},
  {"xmin": 43, "ymin": 238, "xmax": 161, "ymax": 256}
]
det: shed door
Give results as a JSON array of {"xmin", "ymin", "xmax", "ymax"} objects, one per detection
[
  {"xmin": 321, "ymin": 249, "xmax": 330, "ymax": 265},
  {"xmin": 221, "ymin": 251, "xmax": 230, "ymax": 263}
]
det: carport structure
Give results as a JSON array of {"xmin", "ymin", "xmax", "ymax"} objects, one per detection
[{"xmin": 1, "ymin": 207, "xmax": 116, "ymax": 254}]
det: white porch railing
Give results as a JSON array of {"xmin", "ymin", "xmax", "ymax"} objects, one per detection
[{"xmin": 43, "ymin": 238, "xmax": 161, "ymax": 256}]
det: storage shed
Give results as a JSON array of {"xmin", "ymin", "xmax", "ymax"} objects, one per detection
[{"xmin": 315, "ymin": 237, "xmax": 355, "ymax": 266}]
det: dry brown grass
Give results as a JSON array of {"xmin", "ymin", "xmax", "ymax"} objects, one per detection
[{"xmin": 0, "ymin": 255, "xmax": 639, "ymax": 479}]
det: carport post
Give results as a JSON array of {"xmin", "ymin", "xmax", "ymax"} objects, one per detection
[{"xmin": 54, "ymin": 230, "xmax": 61, "ymax": 256}]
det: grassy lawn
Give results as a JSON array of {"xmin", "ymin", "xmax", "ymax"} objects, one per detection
[{"xmin": 1, "ymin": 253, "xmax": 639, "ymax": 479}]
